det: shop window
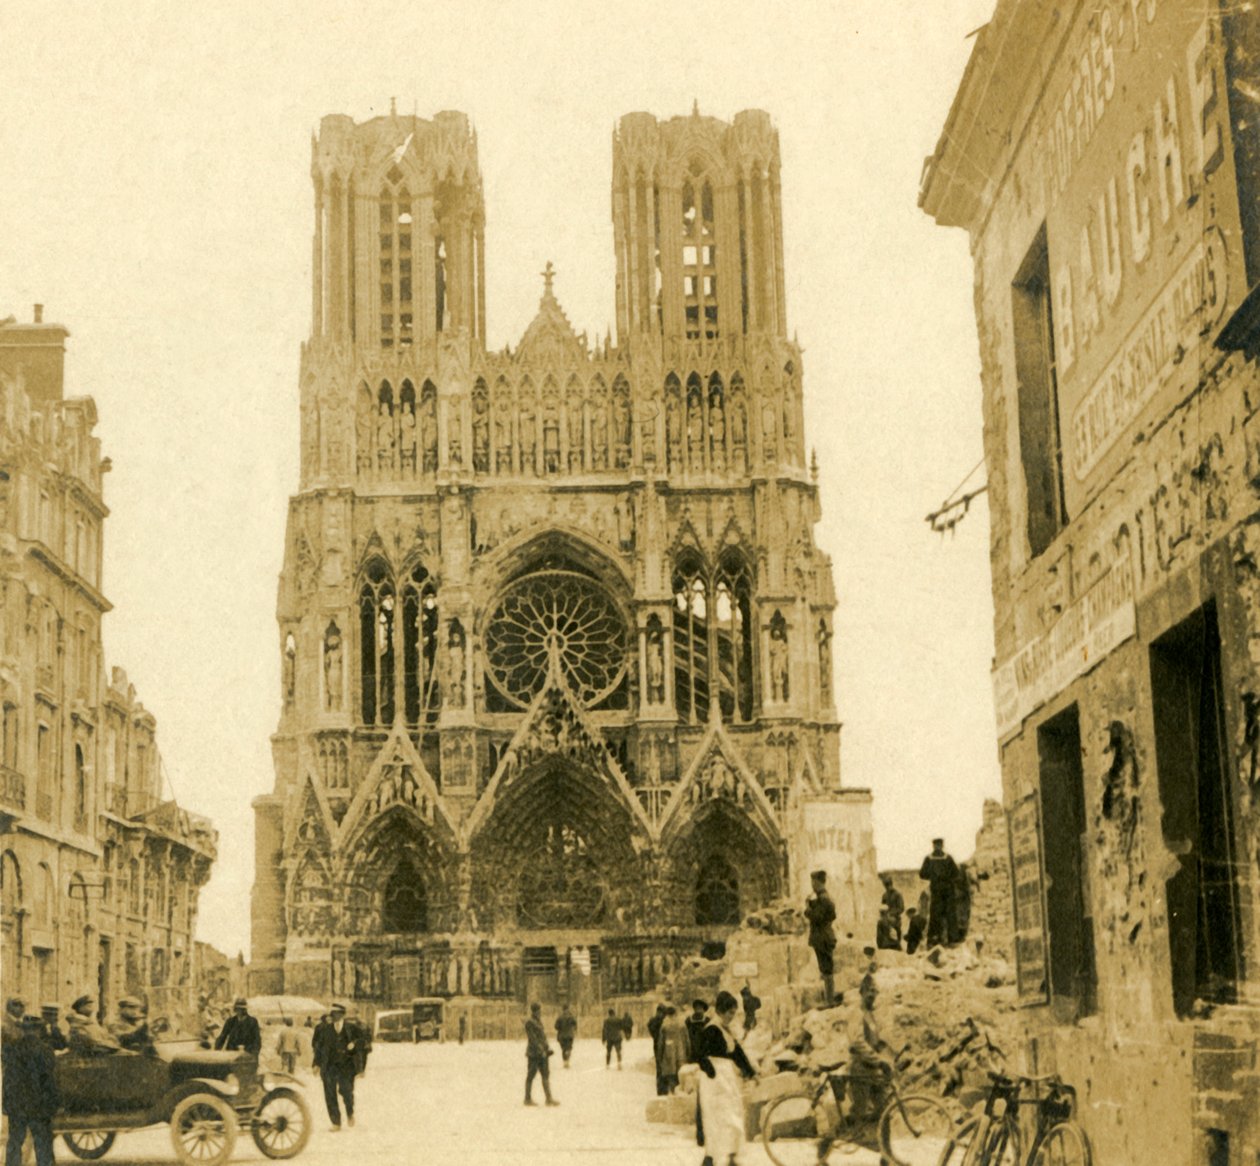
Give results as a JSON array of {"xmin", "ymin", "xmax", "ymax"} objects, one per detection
[
  {"xmin": 1036, "ymin": 705, "xmax": 1097, "ymax": 1020},
  {"xmin": 1151, "ymin": 602, "xmax": 1244, "ymax": 1016},
  {"xmin": 1012, "ymin": 225, "xmax": 1068, "ymax": 557}
]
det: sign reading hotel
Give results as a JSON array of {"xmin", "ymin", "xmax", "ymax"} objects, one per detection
[
  {"xmin": 1035, "ymin": 5, "xmax": 1247, "ymax": 503},
  {"xmin": 992, "ymin": 556, "xmax": 1136, "ymax": 740}
]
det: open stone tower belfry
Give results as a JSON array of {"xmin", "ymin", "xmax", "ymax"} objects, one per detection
[{"xmin": 250, "ymin": 107, "xmax": 877, "ymax": 1008}]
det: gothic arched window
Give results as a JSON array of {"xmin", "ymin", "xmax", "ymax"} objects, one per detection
[
  {"xmin": 379, "ymin": 179, "xmax": 413, "ymax": 348},
  {"xmin": 715, "ymin": 551, "xmax": 754, "ymax": 723},
  {"xmin": 359, "ymin": 559, "xmax": 395, "ymax": 726},
  {"xmin": 382, "ymin": 862, "xmax": 428, "ymax": 933},
  {"xmin": 682, "ymin": 167, "xmax": 718, "ymax": 339},
  {"xmin": 695, "ymin": 853, "xmax": 740, "ymax": 925},
  {"xmin": 673, "ymin": 554, "xmax": 710, "ymax": 723},
  {"xmin": 402, "ymin": 564, "xmax": 439, "ymax": 726},
  {"xmin": 73, "ymin": 744, "xmax": 87, "ymax": 828}
]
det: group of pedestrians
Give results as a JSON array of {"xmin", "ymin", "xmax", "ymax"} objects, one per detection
[{"xmin": 874, "ymin": 840, "xmax": 972, "ymax": 954}]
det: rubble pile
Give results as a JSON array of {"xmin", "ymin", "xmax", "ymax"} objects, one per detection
[{"xmin": 754, "ymin": 943, "xmax": 1019, "ymax": 1106}]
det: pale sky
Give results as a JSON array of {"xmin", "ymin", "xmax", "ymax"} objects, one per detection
[{"xmin": 1, "ymin": 0, "xmax": 999, "ymax": 958}]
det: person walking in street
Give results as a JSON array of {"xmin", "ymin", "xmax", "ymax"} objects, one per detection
[
  {"xmin": 805, "ymin": 869, "xmax": 838, "ymax": 1005},
  {"xmin": 684, "ymin": 999, "xmax": 709, "ymax": 1062},
  {"xmin": 695, "ymin": 990, "xmax": 756, "ymax": 1166},
  {"xmin": 523, "ymin": 1003, "xmax": 558, "ymax": 1106},
  {"xmin": 647, "ymin": 1002, "xmax": 668, "ymax": 1095},
  {"xmin": 620, "ymin": 1010, "xmax": 633, "ymax": 1041},
  {"xmin": 3, "ymin": 1014, "xmax": 59, "ymax": 1166},
  {"xmin": 601, "ymin": 1007, "xmax": 623, "ymax": 1069},
  {"xmin": 215, "ymin": 997, "xmax": 261, "ymax": 1058},
  {"xmin": 919, "ymin": 839, "xmax": 959, "ymax": 949},
  {"xmin": 656, "ymin": 1006, "xmax": 686, "ymax": 1095},
  {"xmin": 554, "ymin": 1005, "xmax": 577, "ymax": 1069},
  {"xmin": 880, "ymin": 874, "xmax": 904, "ymax": 946},
  {"xmin": 458, "ymin": 1013, "xmax": 467, "ymax": 1045},
  {"xmin": 276, "ymin": 1018, "xmax": 301, "ymax": 1074},
  {"xmin": 312, "ymin": 1002, "xmax": 366, "ymax": 1131}
]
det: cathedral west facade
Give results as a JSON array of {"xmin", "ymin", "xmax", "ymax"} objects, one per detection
[{"xmin": 250, "ymin": 107, "xmax": 876, "ymax": 1008}]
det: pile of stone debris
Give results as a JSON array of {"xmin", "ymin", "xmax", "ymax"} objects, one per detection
[{"xmin": 751, "ymin": 943, "xmax": 1019, "ymax": 1105}]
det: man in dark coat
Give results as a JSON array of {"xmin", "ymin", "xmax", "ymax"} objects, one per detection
[
  {"xmin": 646, "ymin": 1003, "xmax": 668, "ymax": 1095},
  {"xmin": 904, "ymin": 908, "xmax": 927, "ymax": 954},
  {"xmin": 805, "ymin": 869, "xmax": 838, "ymax": 1004},
  {"xmin": 740, "ymin": 984, "xmax": 761, "ymax": 1032},
  {"xmin": 684, "ymin": 999, "xmax": 709, "ymax": 1062},
  {"xmin": 1, "ymin": 999, "xmax": 24, "ymax": 1045},
  {"xmin": 312, "ymin": 1002, "xmax": 366, "ymax": 1130},
  {"xmin": 523, "ymin": 1003, "xmax": 558, "ymax": 1106},
  {"xmin": 619, "ymin": 1011, "xmax": 633, "ymax": 1041},
  {"xmin": 554, "ymin": 1005, "xmax": 577, "ymax": 1068},
  {"xmin": 919, "ymin": 839, "xmax": 960, "ymax": 948},
  {"xmin": 38, "ymin": 1005, "xmax": 66, "ymax": 1052},
  {"xmin": 601, "ymin": 1008, "xmax": 623, "ymax": 1069},
  {"xmin": 876, "ymin": 906, "xmax": 901, "ymax": 950},
  {"xmin": 3, "ymin": 1014, "xmax": 59, "ymax": 1166},
  {"xmin": 111, "ymin": 997, "xmax": 155, "ymax": 1054},
  {"xmin": 214, "ymin": 997, "xmax": 261, "ymax": 1057}
]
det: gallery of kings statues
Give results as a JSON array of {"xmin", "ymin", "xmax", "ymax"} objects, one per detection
[{"xmin": 249, "ymin": 107, "xmax": 878, "ymax": 1013}]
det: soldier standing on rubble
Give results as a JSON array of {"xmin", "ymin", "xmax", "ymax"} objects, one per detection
[
  {"xmin": 879, "ymin": 874, "xmax": 904, "ymax": 945},
  {"xmin": 919, "ymin": 838, "xmax": 959, "ymax": 948},
  {"xmin": 805, "ymin": 869, "xmax": 838, "ymax": 1005}
]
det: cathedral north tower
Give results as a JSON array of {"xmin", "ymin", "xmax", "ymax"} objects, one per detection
[{"xmin": 251, "ymin": 107, "xmax": 877, "ymax": 1007}]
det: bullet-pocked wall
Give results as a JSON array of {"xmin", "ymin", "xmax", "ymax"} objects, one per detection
[{"xmin": 922, "ymin": 3, "xmax": 1260, "ymax": 1162}]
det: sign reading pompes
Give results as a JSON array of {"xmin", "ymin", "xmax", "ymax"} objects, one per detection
[{"xmin": 992, "ymin": 557, "xmax": 1136, "ymax": 740}]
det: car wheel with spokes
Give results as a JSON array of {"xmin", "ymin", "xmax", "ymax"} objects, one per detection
[
  {"xmin": 169, "ymin": 1093, "xmax": 237, "ymax": 1166},
  {"xmin": 62, "ymin": 1131, "xmax": 116, "ymax": 1160}
]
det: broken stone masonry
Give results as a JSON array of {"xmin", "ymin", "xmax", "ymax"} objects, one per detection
[{"xmin": 921, "ymin": 3, "xmax": 1260, "ymax": 1162}]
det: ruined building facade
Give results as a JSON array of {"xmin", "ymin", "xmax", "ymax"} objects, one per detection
[
  {"xmin": 923, "ymin": 4, "xmax": 1260, "ymax": 1162},
  {"xmin": 250, "ymin": 108, "xmax": 877, "ymax": 1008},
  {"xmin": 0, "ymin": 311, "xmax": 217, "ymax": 1028}
]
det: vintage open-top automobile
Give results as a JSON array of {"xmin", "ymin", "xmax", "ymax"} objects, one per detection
[{"xmin": 52, "ymin": 1041, "xmax": 310, "ymax": 1165}]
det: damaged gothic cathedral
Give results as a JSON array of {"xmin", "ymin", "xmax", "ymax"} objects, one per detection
[{"xmin": 249, "ymin": 108, "xmax": 877, "ymax": 1009}]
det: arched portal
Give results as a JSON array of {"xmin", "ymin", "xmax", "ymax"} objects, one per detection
[
  {"xmin": 471, "ymin": 757, "xmax": 645, "ymax": 933},
  {"xmin": 664, "ymin": 801, "xmax": 782, "ymax": 929},
  {"xmin": 381, "ymin": 861, "xmax": 428, "ymax": 933},
  {"xmin": 341, "ymin": 807, "xmax": 454, "ymax": 936}
]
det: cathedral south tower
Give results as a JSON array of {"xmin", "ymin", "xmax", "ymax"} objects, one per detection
[{"xmin": 250, "ymin": 107, "xmax": 877, "ymax": 1006}]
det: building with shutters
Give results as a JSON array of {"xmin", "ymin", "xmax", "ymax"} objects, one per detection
[
  {"xmin": 921, "ymin": 4, "xmax": 1260, "ymax": 1161},
  {"xmin": 249, "ymin": 107, "xmax": 878, "ymax": 1010}
]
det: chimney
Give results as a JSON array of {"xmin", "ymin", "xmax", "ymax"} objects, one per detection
[
  {"xmin": 0, "ymin": 306, "xmax": 69, "ymax": 404},
  {"xmin": 33, "ymin": 304, "xmax": 43, "ymax": 324}
]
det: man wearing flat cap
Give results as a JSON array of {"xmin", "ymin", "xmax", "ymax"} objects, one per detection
[
  {"xmin": 215, "ymin": 997, "xmax": 261, "ymax": 1057},
  {"xmin": 66, "ymin": 995, "xmax": 119, "ymax": 1056},
  {"xmin": 312, "ymin": 1002, "xmax": 367, "ymax": 1131},
  {"xmin": 39, "ymin": 1004, "xmax": 67, "ymax": 1052}
]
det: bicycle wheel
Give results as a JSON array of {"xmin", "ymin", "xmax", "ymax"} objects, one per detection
[
  {"xmin": 878, "ymin": 1094, "xmax": 955, "ymax": 1166},
  {"xmin": 977, "ymin": 1116, "xmax": 1021, "ymax": 1166},
  {"xmin": 936, "ymin": 1117, "xmax": 979, "ymax": 1165},
  {"xmin": 1031, "ymin": 1122, "xmax": 1091, "ymax": 1166},
  {"xmin": 762, "ymin": 1091, "xmax": 864, "ymax": 1165}
]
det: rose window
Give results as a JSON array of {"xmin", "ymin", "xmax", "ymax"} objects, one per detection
[
  {"xmin": 516, "ymin": 823, "xmax": 607, "ymax": 928},
  {"xmin": 484, "ymin": 570, "xmax": 627, "ymax": 708}
]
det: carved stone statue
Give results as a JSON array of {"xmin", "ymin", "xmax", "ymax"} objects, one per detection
[
  {"xmin": 377, "ymin": 402, "xmax": 395, "ymax": 470},
  {"xmin": 356, "ymin": 402, "xmax": 372, "ymax": 471},
  {"xmin": 446, "ymin": 627, "xmax": 466, "ymax": 707},
  {"xmin": 543, "ymin": 401, "xmax": 560, "ymax": 473},
  {"xmin": 709, "ymin": 396, "xmax": 726, "ymax": 469},
  {"xmin": 687, "ymin": 395, "xmax": 704, "ymax": 462},
  {"xmin": 769, "ymin": 625, "xmax": 789, "ymax": 702},
  {"xmin": 400, "ymin": 402, "xmax": 417, "ymax": 470},
  {"xmin": 613, "ymin": 394, "xmax": 631, "ymax": 468},
  {"xmin": 519, "ymin": 406, "xmax": 537, "ymax": 473},
  {"xmin": 473, "ymin": 397, "xmax": 490, "ymax": 472},
  {"xmin": 567, "ymin": 400, "xmax": 584, "ymax": 469},
  {"xmin": 666, "ymin": 394, "xmax": 681, "ymax": 469},
  {"xmin": 495, "ymin": 414, "xmax": 512, "ymax": 472},
  {"xmin": 590, "ymin": 402, "xmax": 608, "ymax": 469},
  {"xmin": 324, "ymin": 624, "xmax": 343, "ymax": 710},
  {"xmin": 646, "ymin": 628, "xmax": 665, "ymax": 704},
  {"xmin": 421, "ymin": 391, "xmax": 438, "ymax": 472}
]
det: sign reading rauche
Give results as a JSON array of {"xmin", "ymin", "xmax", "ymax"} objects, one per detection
[
  {"xmin": 1035, "ymin": 4, "xmax": 1247, "ymax": 506},
  {"xmin": 992, "ymin": 556, "xmax": 1135, "ymax": 741},
  {"xmin": 1008, "ymin": 797, "xmax": 1049, "ymax": 1005}
]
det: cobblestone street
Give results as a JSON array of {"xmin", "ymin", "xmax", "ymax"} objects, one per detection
[{"xmin": 65, "ymin": 1038, "xmax": 883, "ymax": 1166}]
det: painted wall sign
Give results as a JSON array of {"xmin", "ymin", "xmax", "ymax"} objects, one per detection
[
  {"xmin": 1031, "ymin": 4, "xmax": 1247, "ymax": 503},
  {"xmin": 992, "ymin": 556, "xmax": 1135, "ymax": 740},
  {"xmin": 1008, "ymin": 796, "xmax": 1048, "ymax": 1005}
]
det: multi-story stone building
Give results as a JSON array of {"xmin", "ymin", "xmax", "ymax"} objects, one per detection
[
  {"xmin": 922, "ymin": 5, "xmax": 1260, "ymax": 1161},
  {"xmin": 0, "ymin": 309, "xmax": 217, "ymax": 1029},
  {"xmin": 250, "ymin": 108, "xmax": 877, "ymax": 1009}
]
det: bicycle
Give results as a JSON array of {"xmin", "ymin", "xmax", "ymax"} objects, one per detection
[
  {"xmin": 761, "ymin": 1060, "xmax": 957, "ymax": 1166},
  {"xmin": 938, "ymin": 1071, "xmax": 1091, "ymax": 1166}
]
